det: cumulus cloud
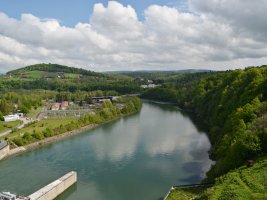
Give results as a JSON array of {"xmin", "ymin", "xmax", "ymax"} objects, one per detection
[{"xmin": 0, "ymin": 0, "xmax": 267, "ymax": 72}]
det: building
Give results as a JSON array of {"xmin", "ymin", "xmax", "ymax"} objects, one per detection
[
  {"xmin": 3, "ymin": 115, "xmax": 20, "ymax": 122},
  {"xmin": 15, "ymin": 113, "xmax": 24, "ymax": 118},
  {"xmin": 61, "ymin": 101, "xmax": 69, "ymax": 110},
  {"xmin": 140, "ymin": 84, "xmax": 160, "ymax": 89},
  {"xmin": 51, "ymin": 103, "xmax": 61, "ymax": 111}
]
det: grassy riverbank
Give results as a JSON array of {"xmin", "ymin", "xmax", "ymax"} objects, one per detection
[
  {"xmin": 0, "ymin": 120, "xmax": 22, "ymax": 133},
  {"xmin": 4, "ymin": 97, "xmax": 142, "ymax": 149},
  {"xmin": 167, "ymin": 156, "xmax": 267, "ymax": 200}
]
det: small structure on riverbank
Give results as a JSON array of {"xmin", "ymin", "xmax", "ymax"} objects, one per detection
[
  {"xmin": 0, "ymin": 140, "xmax": 9, "ymax": 160},
  {"xmin": 0, "ymin": 192, "xmax": 16, "ymax": 200},
  {"xmin": 0, "ymin": 171, "xmax": 77, "ymax": 200},
  {"xmin": 28, "ymin": 171, "xmax": 77, "ymax": 200}
]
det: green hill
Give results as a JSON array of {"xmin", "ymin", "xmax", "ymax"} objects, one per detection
[
  {"xmin": 0, "ymin": 63, "xmax": 137, "ymax": 94},
  {"xmin": 6, "ymin": 63, "xmax": 103, "ymax": 80}
]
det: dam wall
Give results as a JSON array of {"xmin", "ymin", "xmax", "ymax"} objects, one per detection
[{"xmin": 28, "ymin": 171, "xmax": 77, "ymax": 200}]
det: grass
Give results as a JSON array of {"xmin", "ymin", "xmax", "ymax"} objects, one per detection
[
  {"xmin": 6, "ymin": 70, "xmax": 83, "ymax": 80},
  {"xmin": 0, "ymin": 120, "xmax": 22, "ymax": 133},
  {"xmin": 27, "ymin": 106, "xmax": 44, "ymax": 119},
  {"xmin": 166, "ymin": 156, "xmax": 267, "ymax": 200},
  {"xmin": 166, "ymin": 187, "xmax": 207, "ymax": 200},
  {"xmin": 5, "ymin": 117, "xmax": 76, "ymax": 140},
  {"xmin": 64, "ymin": 73, "xmax": 80, "ymax": 79}
]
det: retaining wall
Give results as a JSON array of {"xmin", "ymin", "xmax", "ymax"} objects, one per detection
[
  {"xmin": 0, "ymin": 141, "xmax": 9, "ymax": 160},
  {"xmin": 28, "ymin": 171, "xmax": 77, "ymax": 200}
]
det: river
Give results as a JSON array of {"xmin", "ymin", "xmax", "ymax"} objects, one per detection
[{"xmin": 0, "ymin": 101, "xmax": 212, "ymax": 200}]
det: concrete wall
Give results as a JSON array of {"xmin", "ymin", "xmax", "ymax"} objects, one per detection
[
  {"xmin": 0, "ymin": 143, "xmax": 9, "ymax": 160},
  {"xmin": 28, "ymin": 171, "xmax": 77, "ymax": 200}
]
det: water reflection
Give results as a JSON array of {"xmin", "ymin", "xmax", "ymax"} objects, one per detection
[{"xmin": 0, "ymin": 101, "xmax": 212, "ymax": 200}]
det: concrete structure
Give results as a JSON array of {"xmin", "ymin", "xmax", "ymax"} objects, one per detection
[
  {"xmin": 3, "ymin": 115, "xmax": 20, "ymax": 122},
  {"xmin": 141, "ymin": 84, "xmax": 160, "ymax": 89},
  {"xmin": 15, "ymin": 113, "xmax": 24, "ymax": 118},
  {"xmin": 0, "ymin": 192, "xmax": 16, "ymax": 200},
  {"xmin": 28, "ymin": 171, "xmax": 77, "ymax": 200},
  {"xmin": 92, "ymin": 96, "xmax": 113, "ymax": 103},
  {"xmin": 0, "ymin": 140, "xmax": 9, "ymax": 160}
]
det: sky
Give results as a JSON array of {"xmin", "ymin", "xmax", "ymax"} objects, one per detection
[{"xmin": 0, "ymin": 0, "xmax": 267, "ymax": 72}]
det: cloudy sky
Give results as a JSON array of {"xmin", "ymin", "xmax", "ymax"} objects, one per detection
[{"xmin": 0, "ymin": 0, "xmax": 267, "ymax": 72}]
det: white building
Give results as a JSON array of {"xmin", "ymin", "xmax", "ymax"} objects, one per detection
[
  {"xmin": 3, "ymin": 115, "xmax": 20, "ymax": 122},
  {"xmin": 141, "ymin": 84, "xmax": 161, "ymax": 89}
]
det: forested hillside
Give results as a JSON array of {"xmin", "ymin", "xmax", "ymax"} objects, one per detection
[
  {"xmin": 142, "ymin": 66, "xmax": 267, "ymax": 179},
  {"xmin": 0, "ymin": 64, "xmax": 139, "ymax": 94}
]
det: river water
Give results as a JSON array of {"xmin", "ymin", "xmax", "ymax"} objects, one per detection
[{"xmin": 0, "ymin": 101, "xmax": 212, "ymax": 200}]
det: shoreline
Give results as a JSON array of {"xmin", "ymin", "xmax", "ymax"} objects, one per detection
[
  {"xmin": 5, "ymin": 110, "xmax": 140, "ymax": 159},
  {"xmin": 7, "ymin": 124, "xmax": 98, "ymax": 158}
]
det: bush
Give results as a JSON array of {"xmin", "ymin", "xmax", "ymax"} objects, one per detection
[
  {"xmin": 32, "ymin": 131, "xmax": 44, "ymax": 140},
  {"xmin": 13, "ymin": 138, "xmax": 25, "ymax": 146}
]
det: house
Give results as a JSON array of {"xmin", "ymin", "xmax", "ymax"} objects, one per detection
[
  {"xmin": 61, "ymin": 101, "xmax": 69, "ymax": 110},
  {"xmin": 141, "ymin": 84, "xmax": 160, "ymax": 89},
  {"xmin": 51, "ymin": 103, "xmax": 61, "ymax": 110},
  {"xmin": 141, "ymin": 85, "xmax": 148, "ymax": 89},
  {"xmin": 3, "ymin": 115, "xmax": 20, "ymax": 122}
]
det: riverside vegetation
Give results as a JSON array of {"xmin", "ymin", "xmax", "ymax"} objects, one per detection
[
  {"xmin": 0, "ymin": 64, "xmax": 142, "ymax": 148},
  {"xmin": 10, "ymin": 96, "xmax": 142, "ymax": 147},
  {"xmin": 142, "ymin": 66, "xmax": 267, "ymax": 199}
]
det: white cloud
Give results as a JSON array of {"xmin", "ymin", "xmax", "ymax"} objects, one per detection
[{"xmin": 0, "ymin": 0, "xmax": 267, "ymax": 72}]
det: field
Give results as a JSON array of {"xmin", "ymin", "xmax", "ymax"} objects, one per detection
[
  {"xmin": 0, "ymin": 121, "xmax": 22, "ymax": 133},
  {"xmin": 27, "ymin": 106, "xmax": 44, "ymax": 119},
  {"xmin": 5, "ymin": 118, "xmax": 76, "ymax": 140}
]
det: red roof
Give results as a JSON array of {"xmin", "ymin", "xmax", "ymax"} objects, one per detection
[
  {"xmin": 61, "ymin": 101, "xmax": 69, "ymax": 107},
  {"xmin": 52, "ymin": 103, "xmax": 61, "ymax": 109}
]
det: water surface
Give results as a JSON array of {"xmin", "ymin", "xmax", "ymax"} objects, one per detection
[{"xmin": 0, "ymin": 101, "xmax": 212, "ymax": 200}]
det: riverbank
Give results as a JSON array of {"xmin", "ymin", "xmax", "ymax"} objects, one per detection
[
  {"xmin": 7, "ymin": 124, "xmax": 98, "ymax": 158},
  {"xmin": 6, "ymin": 110, "xmax": 140, "ymax": 159},
  {"xmin": 2, "ymin": 96, "xmax": 142, "ymax": 159},
  {"xmin": 166, "ymin": 156, "xmax": 267, "ymax": 200}
]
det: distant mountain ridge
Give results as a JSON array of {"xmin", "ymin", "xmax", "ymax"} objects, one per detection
[{"xmin": 104, "ymin": 69, "xmax": 212, "ymax": 74}]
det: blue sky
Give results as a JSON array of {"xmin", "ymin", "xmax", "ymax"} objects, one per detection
[
  {"xmin": 0, "ymin": 0, "xmax": 185, "ymax": 26},
  {"xmin": 0, "ymin": 0, "xmax": 266, "ymax": 72}
]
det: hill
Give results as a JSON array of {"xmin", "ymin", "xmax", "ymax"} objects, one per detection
[
  {"xmin": 142, "ymin": 65, "xmax": 267, "ymax": 178},
  {"xmin": 0, "ymin": 64, "xmax": 138, "ymax": 94},
  {"xmin": 6, "ymin": 63, "xmax": 102, "ymax": 79}
]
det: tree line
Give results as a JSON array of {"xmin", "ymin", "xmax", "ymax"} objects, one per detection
[{"xmin": 142, "ymin": 65, "xmax": 267, "ymax": 180}]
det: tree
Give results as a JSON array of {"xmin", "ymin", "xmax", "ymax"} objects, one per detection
[{"xmin": 0, "ymin": 111, "xmax": 4, "ymax": 121}]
